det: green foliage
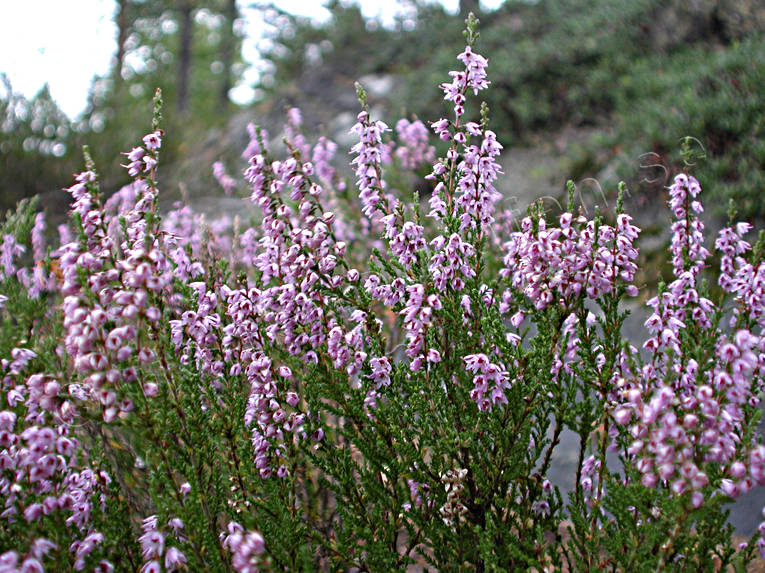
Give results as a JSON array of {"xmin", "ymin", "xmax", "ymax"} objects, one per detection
[
  {"xmin": 0, "ymin": 79, "xmax": 76, "ymax": 213},
  {"xmin": 80, "ymin": 0, "xmax": 245, "ymax": 192},
  {"xmin": 604, "ymin": 34, "xmax": 765, "ymax": 221}
]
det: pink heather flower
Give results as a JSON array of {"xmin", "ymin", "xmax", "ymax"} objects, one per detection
[
  {"xmin": 505, "ymin": 214, "xmax": 616, "ymax": 309},
  {"xmin": 142, "ymin": 156, "xmax": 157, "ymax": 172},
  {"xmin": 667, "ymin": 174, "xmax": 709, "ymax": 278},
  {"xmin": 213, "ymin": 161, "xmax": 237, "ymax": 195},
  {"xmin": 1, "ymin": 234, "xmax": 25, "ymax": 279},
  {"xmin": 312, "ymin": 136, "xmax": 337, "ymax": 183},
  {"xmin": 127, "ymin": 147, "xmax": 144, "ymax": 161},
  {"xmin": 350, "ymin": 111, "xmax": 393, "ymax": 221},
  {"xmin": 285, "ymin": 392, "xmax": 299, "ymax": 407},
  {"xmin": 429, "ymin": 233, "xmax": 476, "ymax": 292},
  {"xmin": 439, "ymin": 45, "xmax": 489, "ymax": 118},
  {"xmin": 139, "ymin": 516, "xmax": 165, "ymax": 560},
  {"xmin": 613, "ymin": 408, "xmax": 631, "ymax": 425},
  {"xmin": 714, "ymin": 221, "xmax": 765, "ymax": 328},
  {"xmin": 30, "ymin": 212, "xmax": 47, "ymax": 276},
  {"xmin": 453, "ymin": 129, "xmax": 503, "ymax": 233},
  {"xmin": 223, "ymin": 523, "xmax": 265, "ymax": 573},
  {"xmin": 431, "ymin": 118, "xmax": 450, "ymax": 139},
  {"xmin": 164, "ymin": 547, "xmax": 187, "ymax": 572},
  {"xmin": 384, "ymin": 216, "xmax": 426, "ymax": 269},
  {"xmin": 142, "ymin": 383, "xmax": 159, "ymax": 397},
  {"xmin": 392, "ymin": 118, "xmax": 436, "ymax": 169},
  {"xmin": 287, "ymin": 106, "xmax": 302, "ymax": 127},
  {"xmin": 0, "ymin": 344, "xmax": 110, "ymax": 565},
  {"xmin": 398, "ymin": 284, "xmax": 437, "ymax": 368},
  {"xmin": 457, "ymin": 46, "xmax": 489, "ymax": 94},
  {"xmin": 140, "ymin": 561, "xmax": 161, "ymax": 573},
  {"xmin": 142, "ymin": 131, "xmax": 162, "ymax": 150},
  {"xmin": 369, "ymin": 357, "xmax": 392, "ymax": 388},
  {"xmin": 464, "ymin": 353, "xmax": 510, "ymax": 410}
]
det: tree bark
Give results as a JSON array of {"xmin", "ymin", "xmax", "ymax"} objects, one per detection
[
  {"xmin": 114, "ymin": 0, "xmax": 130, "ymax": 91},
  {"xmin": 177, "ymin": 0, "xmax": 194, "ymax": 114},
  {"xmin": 219, "ymin": 0, "xmax": 238, "ymax": 109}
]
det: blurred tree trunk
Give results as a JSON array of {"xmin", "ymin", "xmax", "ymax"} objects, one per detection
[
  {"xmin": 177, "ymin": 0, "xmax": 194, "ymax": 114},
  {"xmin": 219, "ymin": 0, "xmax": 238, "ymax": 109},
  {"xmin": 114, "ymin": 0, "xmax": 130, "ymax": 91}
]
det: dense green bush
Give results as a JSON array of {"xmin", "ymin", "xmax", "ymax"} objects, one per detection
[{"xmin": 604, "ymin": 34, "xmax": 765, "ymax": 221}]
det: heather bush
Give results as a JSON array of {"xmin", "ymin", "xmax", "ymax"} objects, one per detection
[{"xmin": 3, "ymin": 15, "xmax": 765, "ymax": 572}]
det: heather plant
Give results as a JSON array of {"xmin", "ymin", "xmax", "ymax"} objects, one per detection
[{"xmin": 4, "ymin": 14, "xmax": 765, "ymax": 572}]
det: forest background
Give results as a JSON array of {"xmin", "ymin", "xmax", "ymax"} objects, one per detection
[{"xmin": 2, "ymin": 0, "xmax": 764, "ymax": 232}]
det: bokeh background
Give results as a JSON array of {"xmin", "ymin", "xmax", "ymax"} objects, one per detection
[{"xmin": 3, "ymin": 0, "xmax": 764, "ymax": 222}]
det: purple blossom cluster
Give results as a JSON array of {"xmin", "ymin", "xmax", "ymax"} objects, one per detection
[
  {"xmin": 60, "ymin": 169, "xmax": 170, "ymax": 421},
  {"xmin": 212, "ymin": 161, "xmax": 237, "ymax": 195},
  {"xmin": 549, "ymin": 312, "xmax": 586, "ymax": 382},
  {"xmin": 0, "ymin": 235, "xmax": 26, "ymax": 281},
  {"xmin": 204, "ymin": 116, "xmax": 373, "ymax": 478},
  {"xmin": 382, "ymin": 216, "xmax": 425, "ymax": 270},
  {"xmin": 16, "ymin": 213, "xmax": 54, "ymax": 299},
  {"xmin": 138, "ymin": 515, "xmax": 187, "ymax": 573},
  {"xmin": 429, "ymin": 233, "xmax": 476, "ymax": 292},
  {"xmin": 501, "ymin": 211, "xmax": 640, "ymax": 310},
  {"xmin": 616, "ymin": 328, "xmax": 765, "ymax": 507},
  {"xmin": 0, "ymin": 346, "xmax": 110, "ymax": 571},
  {"xmin": 440, "ymin": 46, "xmax": 489, "ymax": 118},
  {"xmin": 170, "ymin": 282, "xmax": 222, "ymax": 378},
  {"xmin": 578, "ymin": 455, "xmax": 603, "ymax": 509},
  {"xmin": 427, "ymin": 44, "xmax": 501, "ymax": 239},
  {"xmin": 400, "ymin": 285, "xmax": 441, "ymax": 372},
  {"xmin": 4, "ymin": 19, "xmax": 765, "ymax": 570},
  {"xmin": 667, "ymin": 174, "xmax": 709, "ymax": 277},
  {"xmin": 217, "ymin": 286, "xmax": 308, "ymax": 479},
  {"xmin": 328, "ymin": 319, "xmax": 367, "ymax": 376},
  {"xmin": 160, "ymin": 201, "xmax": 233, "ymax": 280},
  {"xmin": 463, "ymin": 353, "xmax": 510, "ymax": 410},
  {"xmin": 612, "ymin": 174, "xmax": 765, "ymax": 518},
  {"xmin": 122, "ymin": 131, "xmax": 161, "ymax": 178},
  {"xmin": 452, "ymin": 126, "xmax": 503, "ymax": 233},
  {"xmin": 387, "ymin": 118, "xmax": 435, "ymax": 170},
  {"xmin": 222, "ymin": 522, "xmax": 265, "ymax": 573},
  {"xmin": 716, "ymin": 221, "xmax": 765, "ymax": 328},
  {"xmin": 350, "ymin": 40, "xmax": 503, "ymax": 383},
  {"xmin": 350, "ymin": 111, "xmax": 392, "ymax": 222},
  {"xmin": 311, "ymin": 135, "xmax": 338, "ymax": 184}
]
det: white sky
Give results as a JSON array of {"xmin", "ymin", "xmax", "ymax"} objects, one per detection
[{"xmin": 0, "ymin": 0, "xmax": 500, "ymax": 119}]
